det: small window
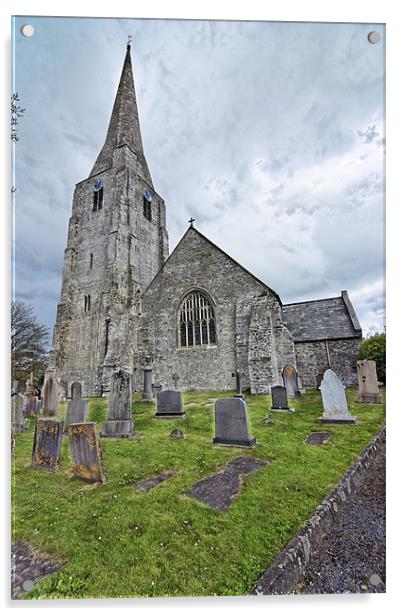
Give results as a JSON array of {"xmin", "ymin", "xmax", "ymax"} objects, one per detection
[
  {"xmin": 84, "ymin": 294, "xmax": 91, "ymax": 312},
  {"xmin": 93, "ymin": 186, "xmax": 104, "ymax": 212},
  {"xmin": 143, "ymin": 189, "xmax": 152, "ymax": 221},
  {"xmin": 89, "ymin": 253, "xmax": 93, "ymax": 269}
]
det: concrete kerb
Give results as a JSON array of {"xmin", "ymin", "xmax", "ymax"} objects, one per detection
[{"xmin": 250, "ymin": 425, "xmax": 386, "ymax": 596}]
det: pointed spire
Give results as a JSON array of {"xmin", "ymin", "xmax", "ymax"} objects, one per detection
[{"xmin": 90, "ymin": 45, "xmax": 153, "ymax": 186}]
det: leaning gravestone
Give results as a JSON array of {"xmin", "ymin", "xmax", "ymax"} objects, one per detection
[
  {"xmin": 11, "ymin": 394, "xmax": 26, "ymax": 433},
  {"xmin": 271, "ymin": 385, "xmax": 294, "ymax": 412},
  {"xmin": 103, "ymin": 369, "xmax": 134, "ymax": 437},
  {"xmin": 356, "ymin": 360, "xmax": 382, "ymax": 404},
  {"xmin": 155, "ymin": 390, "xmax": 186, "ymax": 419},
  {"xmin": 282, "ymin": 365, "xmax": 300, "ymax": 398},
  {"xmin": 71, "ymin": 382, "xmax": 82, "ymax": 401},
  {"xmin": 31, "ymin": 419, "xmax": 63, "ymax": 471},
  {"xmin": 65, "ymin": 399, "xmax": 88, "ymax": 432},
  {"xmin": 213, "ymin": 397, "xmax": 256, "ymax": 447},
  {"xmin": 43, "ymin": 377, "xmax": 58, "ymax": 417},
  {"xmin": 318, "ymin": 369, "xmax": 357, "ymax": 424},
  {"xmin": 67, "ymin": 422, "xmax": 106, "ymax": 483}
]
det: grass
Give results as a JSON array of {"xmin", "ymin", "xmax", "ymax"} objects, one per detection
[{"xmin": 12, "ymin": 388, "xmax": 385, "ymax": 599}]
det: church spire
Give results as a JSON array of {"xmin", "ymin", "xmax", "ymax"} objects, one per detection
[{"xmin": 90, "ymin": 44, "xmax": 153, "ymax": 186}]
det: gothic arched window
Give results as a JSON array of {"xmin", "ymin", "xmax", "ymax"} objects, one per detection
[{"xmin": 178, "ymin": 290, "xmax": 217, "ymax": 347}]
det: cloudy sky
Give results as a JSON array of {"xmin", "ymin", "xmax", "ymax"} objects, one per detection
[{"xmin": 12, "ymin": 16, "xmax": 385, "ymax": 339}]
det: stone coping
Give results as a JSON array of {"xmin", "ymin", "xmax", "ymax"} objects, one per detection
[{"xmin": 250, "ymin": 425, "xmax": 386, "ymax": 596}]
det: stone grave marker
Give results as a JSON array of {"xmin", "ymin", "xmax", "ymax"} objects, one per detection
[
  {"xmin": 65, "ymin": 399, "xmax": 88, "ymax": 432},
  {"xmin": 282, "ymin": 364, "xmax": 300, "ymax": 398},
  {"xmin": 304, "ymin": 432, "xmax": 332, "ymax": 445},
  {"xmin": 67, "ymin": 422, "xmax": 106, "ymax": 483},
  {"xmin": 71, "ymin": 382, "xmax": 82, "ymax": 400},
  {"xmin": 318, "ymin": 369, "xmax": 357, "ymax": 424},
  {"xmin": 213, "ymin": 397, "xmax": 256, "ymax": 447},
  {"xmin": 134, "ymin": 469, "xmax": 176, "ymax": 492},
  {"xmin": 170, "ymin": 428, "xmax": 185, "ymax": 439},
  {"xmin": 155, "ymin": 390, "xmax": 186, "ymax": 419},
  {"xmin": 103, "ymin": 369, "xmax": 134, "ymax": 437},
  {"xmin": 11, "ymin": 394, "xmax": 26, "ymax": 433},
  {"xmin": 356, "ymin": 360, "xmax": 382, "ymax": 404},
  {"xmin": 141, "ymin": 355, "xmax": 153, "ymax": 402},
  {"xmin": 24, "ymin": 396, "xmax": 41, "ymax": 418},
  {"xmin": 316, "ymin": 372, "xmax": 325, "ymax": 390},
  {"xmin": 270, "ymin": 385, "xmax": 294, "ymax": 412},
  {"xmin": 151, "ymin": 383, "xmax": 162, "ymax": 399},
  {"xmin": 43, "ymin": 377, "xmax": 58, "ymax": 417},
  {"xmin": 31, "ymin": 419, "xmax": 63, "ymax": 471}
]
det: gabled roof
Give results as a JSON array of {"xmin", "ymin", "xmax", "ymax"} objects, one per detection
[
  {"xmin": 145, "ymin": 224, "xmax": 282, "ymax": 304},
  {"xmin": 282, "ymin": 291, "xmax": 362, "ymax": 342},
  {"xmin": 89, "ymin": 45, "xmax": 153, "ymax": 186}
]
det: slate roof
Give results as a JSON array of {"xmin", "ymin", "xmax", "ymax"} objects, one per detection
[{"xmin": 282, "ymin": 291, "xmax": 362, "ymax": 342}]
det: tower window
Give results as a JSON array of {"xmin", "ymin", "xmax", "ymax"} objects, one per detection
[
  {"xmin": 143, "ymin": 189, "xmax": 152, "ymax": 221},
  {"xmin": 84, "ymin": 294, "xmax": 91, "ymax": 312},
  {"xmin": 89, "ymin": 253, "xmax": 93, "ymax": 269},
  {"xmin": 93, "ymin": 186, "xmax": 104, "ymax": 212},
  {"xmin": 178, "ymin": 290, "xmax": 217, "ymax": 348}
]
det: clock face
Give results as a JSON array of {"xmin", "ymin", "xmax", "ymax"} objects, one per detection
[
  {"xmin": 143, "ymin": 189, "xmax": 152, "ymax": 202},
  {"xmin": 94, "ymin": 179, "xmax": 104, "ymax": 191}
]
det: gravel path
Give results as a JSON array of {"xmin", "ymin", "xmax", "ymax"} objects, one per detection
[{"xmin": 294, "ymin": 441, "xmax": 386, "ymax": 594}]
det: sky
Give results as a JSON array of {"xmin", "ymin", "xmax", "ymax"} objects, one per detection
[{"xmin": 12, "ymin": 16, "xmax": 385, "ymax": 340}]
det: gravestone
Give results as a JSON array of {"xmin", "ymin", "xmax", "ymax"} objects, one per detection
[
  {"xmin": 25, "ymin": 372, "xmax": 35, "ymax": 396},
  {"xmin": 231, "ymin": 370, "xmax": 244, "ymax": 399},
  {"xmin": 71, "ymin": 382, "xmax": 82, "ymax": 401},
  {"xmin": 103, "ymin": 369, "xmax": 134, "ymax": 437},
  {"xmin": 316, "ymin": 372, "xmax": 325, "ymax": 390},
  {"xmin": 172, "ymin": 373, "xmax": 179, "ymax": 389},
  {"xmin": 155, "ymin": 390, "xmax": 186, "ymax": 419},
  {"xmin": 31, "ymin": 419, "xmax": 63, "ymax": 471},
  {"xmin": 141, "ymin": 355, "xmax": 153, "ymax": 402},
  {"xmin": 282, "ymin": 365, "xmax": 300, "ymax": 398},
  {"xmin": 24, "ymin": 396, "xmax": 41, "ymax": 418},
  {"xmin": 151, "ymin": 383, "xmax": 162, "ymax": 399},
  {"xmin": 356, "ymin": 360, "xmax": 382, "ymax": 404},
  {"xmin": 318, "ymin": 369, "xmax": 357, "ymax": 424},
  {"xmin": 65, "ymin": 399, "xmax": 88, "ymax": 432},
  {"xmin": 213, "ymin": 397, "xmax": 256, "ymax": 447},
  {"xmin": 43, "ymin": 377, "xmax": 58, "ymax": 417},
  {"xmin": 270, "ymin": 385, "xmax": 294, "ymax": 412},
  {"xmin": 11, "ymin": 394, "xmax": 26, "ymax": 433},
  {"xmin": 170, "ymin": 428, "xmax": 185, "ymax": 439},
  {"xmin": 67, "ymin": 422, "xmax": 106, "ymax": 483},
  {"xmin": 305, "ymin": 431, "xmax": 332, "ymax": 445}
]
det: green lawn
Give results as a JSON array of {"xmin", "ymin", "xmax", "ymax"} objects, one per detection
[{"xmin": 12, "ymin": 388, "xmax": 385, "ymax": 599}]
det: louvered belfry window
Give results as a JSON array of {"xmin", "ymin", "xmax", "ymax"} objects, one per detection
[{"xmin": 179, "ymin": 291, "xmax": 216, "ymax": 347}]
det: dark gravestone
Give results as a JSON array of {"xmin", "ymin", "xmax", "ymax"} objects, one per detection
[
  {"xmin": 43, "ymin": 377, "xmax": 58, "ymax": 417},
  {"xmin": 134, "ymin": 469, "xmax": 177, "ymax": 492},
  {"xmin": 271, "ymin": 385, "xmax": 294, "ymax": 412},
  {"xmin": 103, "ymin": 369, "xmax": 134, "ymax": 437},
  {"xmin": 186, "ymin": 456, "xmax": 268, "ymax": 511},
  {"xmin": 155, "ymin": 390, "xmax": 186, "ymax": 419},
  {"xmin": 282, "ymin": 364, "xmax": 300, "ymax": 398},
  {"xmin": 31, "ymin": 419, "xmax": 63, "ymax": 471},
  {"xmin": 24, "ymin": 396, "xmax": 41, "ymax": 418},
  {"xmin": 213, "ymin": 398, "xmax": 256, "ymax": 447},
  {"xmin": 71, "ymin": 382, "xmax": 82, "ymax": 401},
  {"xmin": 305, "ymin": 432, "xmax": 332, "ymax": 445},
  {"xmin": 65, "ymin": 399, "xmax": 88, "ymax": 432},
  {"xmin": 67, "ymin": 422, "xmax": 106, "ymax": 483},
  {"xmin": 141, "ymin": 355, "xmax": 153, "ymax": 402}
]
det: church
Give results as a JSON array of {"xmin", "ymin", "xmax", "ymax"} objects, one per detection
[{"xmin": 47, "ymin": 44, "xmax": 362, "ymax": 398}]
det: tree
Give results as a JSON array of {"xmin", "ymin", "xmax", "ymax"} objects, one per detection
[
  {"xmin": 11, "ymin": 301, "xmax": 49, "ymax": 383},
  {"xmin": 358, "ymin": 332, "xmax": 386, "ymax": 383}
]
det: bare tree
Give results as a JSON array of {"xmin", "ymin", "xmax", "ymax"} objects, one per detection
[{"xmin": 11, "ymin": 301, "xmax": 49, "ymax": 381}]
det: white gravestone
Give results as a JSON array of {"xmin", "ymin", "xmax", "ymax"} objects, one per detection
[{"xmin": 318, "ymin": 369, "xmax": 357, "ymax": 424}]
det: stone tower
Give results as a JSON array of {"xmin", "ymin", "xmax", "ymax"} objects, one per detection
[{"xmin": 47, "ymin": 44, "xmax": 169, "ymax": 396}]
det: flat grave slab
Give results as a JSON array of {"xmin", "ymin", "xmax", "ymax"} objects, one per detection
[
  {"xmin": 11, "ymin": 541, "xmax": 66, "ymax": 599},
  {"xmin": 186, "ymin": 456, "xmax": 268, "ymax": 511},
  {"xmin": 304, "ymin": 431, "xmax": 332, "ymax": 445},
  {"xmin": 133, "ymin": 469, "xmax": 177, "ymax": 492}
]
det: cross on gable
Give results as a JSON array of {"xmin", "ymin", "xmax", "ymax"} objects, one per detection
[{"xmin": 188, "ymin": 217, "xmax": 195, "ymax": 227}]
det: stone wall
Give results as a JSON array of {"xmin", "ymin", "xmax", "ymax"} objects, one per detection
[{"xmin": 294, "ymin": 337, "xmax": 361, "ymax": 388}]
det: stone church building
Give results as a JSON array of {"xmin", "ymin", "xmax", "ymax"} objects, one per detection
[{"xmin": 47, "ymin": 45, "xmax": 362, "ymax": 397}]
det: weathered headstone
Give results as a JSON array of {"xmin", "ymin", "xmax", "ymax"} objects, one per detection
[
  {"xmin": 172, "ymin": 373, "xmax": 179, "ymax": 389},
  {"xmin": 270, "ymin": 385, "xmax": 294, "ymax": 412},
  {"xmin": 65, "ymin": 399, "xmax": 88, "ymax": 432},
  {"xmin": 155, "ymin": 390, "xmax": 186, "ymax": 419},
  {"xmin": 43, "ymin": 377, "xmax": 58, "ymax": 417},
  {"xmin": 305, "ymin": 432, "xmax": 332, "ymax": 445},
  {"xmin": 151, "ymin": 383, "xmax": 162, "ymax": 399},
  {"xmin": 282, "ymin": 364, "xmax": 300, "ymax": 398},
  {"xmin": 11, "ymin": 394, "xmax": 26, "ymax": 433},
  {"xmin": 31, "ymin": 419, "xmax": 63, "ymax": 471},
  {"xmin": 103, "ymin": 369, "xmax": 134, "ymax": 437},
  {"xmin": 213, "ymin": 397, "xmax": 256, "ymax": 447},
  {"xmin": 318, "ymin": 369, "xmax": 357, "ymax": 424},
  {"xmin": 170, "ymin": 428, "xmax": 185, "ymax": 439},
  {"xmin": 71, "ymin": 382, "xmax": 82, "ymax": 401},
  {"xmin": 24, "ymin": 396, "xmax": 41, "ymax": 418},
  {"xmin": 141, "ymin": 355, "xmax": 153, "ymax": 402},
  {"xmin": 356, "ymin": 360, "xmax": 382, "ymax": 404},
  {"xmin": 316, "ymin": 372, "xmax": 325, "ymax": 390},
  {"xmin": 25, "ymin": 372, "xmax": 35, "ymax": 396},
  {"xmin": 67, "ymin": 422, "xmax": 106, "ymax": 483},
  {"xmin": 231, "ymin": 370, "xmax": 244, "ymax": 399}
]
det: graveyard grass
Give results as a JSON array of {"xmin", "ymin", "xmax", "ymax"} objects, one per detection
[{"xmin": 12, "ymin": 388, "xmax": 385, "ymax": 599}]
